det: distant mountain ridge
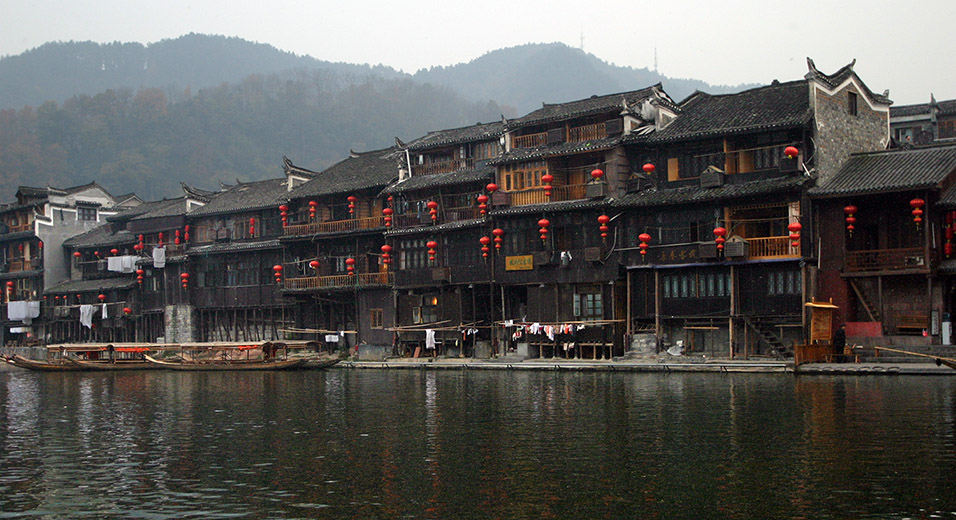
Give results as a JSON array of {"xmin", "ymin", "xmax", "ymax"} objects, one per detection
[{"xmin": 0, "ymin": 35, "xmax": 750, "ymax": 113}]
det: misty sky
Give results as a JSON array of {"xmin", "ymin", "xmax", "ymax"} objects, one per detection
[{"xmin": 2, "ymin": 0, "xmax": 953, "ymax": 106}]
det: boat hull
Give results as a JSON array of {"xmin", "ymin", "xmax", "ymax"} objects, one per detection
[{"xmin": 144, "ymin": 354, "xmax": 308, "ymax": 371}]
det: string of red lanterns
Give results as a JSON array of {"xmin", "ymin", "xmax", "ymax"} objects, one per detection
[
  {"xmin": 493, "ymin": 228, "xmax": 504, "ymax": 251},
  {"xmin": 911, "ymin": 198, "xmax": 925, "ymax": 229},
  {"xmin": 538, "ymin": 219, "xmax": 550, "ymax": 243},
  {"xmin": 180, "ymin": 272, "xmax": 189, "ymax": 289},
  {"xmin": 348, "ymin": 196, "xmax": 357, "ymax": 215},
  {"xmin": 383, "ymin": 207, "xmax": 393, "ymax": 228},
  {"xmin": 946, "ymin": 212, "xmax": 954, "ymax": 258},
  {"xmin": 249, "ymin": 217, "xmax": 255, "ymax": 238},
  {"xmin": 597, "ymin": 215, "xmax": 610, "ymax": 240},
  {"xmin": 638, "ymin": 233, "xmax": 652, "ymax": 260},
  {"xmin": 844, "ymin": 205, "xmax": 858, "ymax": 236},
  {"xmin": 479, "ymin": 236, "xmax": 491, "ymax": 258},
  {"xmin": 788, "ymin": 222, "xmax": 802, "ymax": 249},
  {"xmin": 541, "ymin": 173, "xmax": 554, "ymax": 197},
  {"xmin": 345, "ymin": 257, "xmax": 356, "ymax": 276},
  {"xmin": 136, "ymin": 269, "xmax": 145, "ymax": 285},
  {"xmin": 427, "ymin": 241, "xmax": 438, "ymax": 264},
  {"xmin": 272, "ymin": 264, "xmax": 283, "ymax": 284},
  {"xmin": 279, "ymin": 204, "xmax": 289, "ymax": 227},
  {"xmin": 427, "ymin": 201, "xmax": 439, "ymax": 222},
  {"xmin": 713, "ymin": 226, "xmax": 727, "ymax": 252},
  {"xmin": 309, "ymin": 200, "xmax": 317, "ymax": 220},
  {"xmin": 381, "ymin": 244, "xmax": 393, "ymax": 265},
  {"xmin": 477, "ymin": 194, "xmax": 489, "ymax": 216}
]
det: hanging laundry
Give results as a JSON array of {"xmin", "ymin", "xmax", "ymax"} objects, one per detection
[
  {"xmin": 79, "ymin": 304, "xmax": 95, "ymax": 329},
  {"xmin": 425, "ymin": 329, "xmax": 436, "ymax": 350},
  {"xmin": 153, "ymin": 246, "xmax": 166, "ymax": 268}
]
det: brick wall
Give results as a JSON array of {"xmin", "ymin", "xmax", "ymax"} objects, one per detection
[{"xmin": 813, "ymin": 82, "xmax": 888, "ymax": 184}]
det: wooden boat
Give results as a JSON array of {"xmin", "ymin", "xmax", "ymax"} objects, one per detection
[
  {"xmin": 936, "ymin": 357, "xmax": 956, "ymax": 370},
  {"xmin": 143, "ymin": 354, "xmax": 307, "ymax": 371},
  {"xmin": 4, "ymin": 354, "xmax": 86, "ymax": 372},
  {"xmin": 298, "ymin": 357, "xmax": 342, "ymax": 370},
  {"xmin": 67, "ymin": 358, "xmax": 153, "ymax": 371},
  {"xmin": 874, "ymin": 346, "xmax": 956, "ymax": 370}
]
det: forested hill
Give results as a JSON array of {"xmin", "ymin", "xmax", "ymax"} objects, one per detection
[{"xmin": 0, "ymin": 35, "xmax": 751, "ymax": 200}]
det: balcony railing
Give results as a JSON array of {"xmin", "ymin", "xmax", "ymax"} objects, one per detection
[
  {"xmin": 9, "ymin": 259, "xmax": 39, "ymax": 271},
  {"xmin": 284, "ymin": 216, "xmax": 385, "ymax": 236},
  {"xmin": 512, "ymin": 132, "xmax": 548, "ymax": 149},
  {"xmin": 568, "ymin": 123, "xmax": 607, "ymax": 143},
  {"xmin": 747, "ymin": 236, "xmax": 799, "ymax": 259},
  {"xmin": 509, "ymin": 183, "xmax": 588, "ymax": 207},
  {"xmin": 845, "ymin": 247, "xmax": 926, "ymax": 273},
  {"xmin": 283, "ymin": 271, "xmax": 393, "ymax": 290},
  {"xmin": 5, "ymin": 222, "xmax": 32, "ymax": 234},
  {"xmin": 413, "ymin": 158, "xmax": 474, "ymax": 176}
]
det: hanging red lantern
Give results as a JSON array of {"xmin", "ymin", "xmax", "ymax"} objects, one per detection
[
  {"xmin": 73, "ymin": 251, "xmax": 82, "ymax": 258},
  {"xmin": 272, "ymin": 264, "xmax": 283, "ymax": 284},
  {"xmin": 642, "ymin": 163, "xmax": 655, "ymax": 174},
  {"xmin": 591, "ymin": 169, "xmax": 604, "ymax": 181},
  {"xmin": 788, "ymin": 222, "xmax": 802, "ymax": 248},
  {"xmin": 279, "ymin": 204, "xmax": 289, "ymax": 226},
  {"xmin": 17, "ymin": 243, "xmax": 23, "ymax": 252},
  {"xmin": 382, "ymin": 207, "xmax": 393, "ymax": 228},
  {"xmin": 381, "ymin": 244, "xmax": 392, "ymax": 265},
  {"xmin": 184, "ymin": 225, "xmax": 190, "ymax": 243},
  {"xmin": 638, "ymin": 233, "xmax": 652, "ymax": 259},
  {"xmin": 427, "ymin": 201, "xmax": 439, "ymax": 222},
  {"xmin": 714, "ymin": 227, "xmax": 727, "ymax": 251},
  {"xmin": 538, "ymin": 218, "xmax": 550, "ymax": 243},
  {"xmin": 6, "ymin": 281, "xmax": 13, "ymax": 288},
  {"xmin": 174, "ymin": 229, "xmax": 181, "ymax": 245},
  {"xmin": 426, "ymin": 241, "xmax": 438, "ymax": 263},
  {"xmin": 110, "ymin": 248, "xmax": 119, "ymax": 256},
  {"xmin": 309, "ymin": 200, "xmax": 317, "ymax": 220},
  {"xmin": 480, "ymin": 236, "xmax": 492, "ymax": 258},
  {"xmin": 597, "ymin": 215, "xmax": 610, "ymax": 239},
  {"xmin": 347, "ymin": 196, "xmax": 357, "ymax": 215},
  {"xmin": 477, "ymin": 194, "xmax": 489, "ymax": 216},
  {"xmin": 249, "ymin": 217, "xmax": 255, "ymax": 237},
  {"xmin": 309, "ymin": 260, "xmax": 319, "ymax": 270},
  {"xmin": 844, "ymin": 205, "xmax": 858, "ymax": 236},
  {"xmin": 97, "ymin": 294, "xmax": 106, "ymax": 302},
  {"xmin": 493, "ymin": 228, "xmax": 504, "ymax": 250},
  {"xmin": 541, "ymin": 173, "xmax": 554, "ymax": 197},
  {"xmin": 345, "ymin": 257, "xmax": 356, "ymax": 275},
  {"xmin": 37, "ymin": 240, "xmax": 43, "ymax": 249},
  {"xmin": 784, "ymin": 146, "xmax": 799, "ymax": 159},
  {"xmin": 910, "ymin": 198, "xmax": 925, "ymax": 228},
  {"xmin": 158, "ymin": 232, "xmax": 164, "ymax": 246},
  {"xmin": 486, "ymin": 183, "xmax": 498, "ymax": 194},
  {"xmin": 123, "ymin": 307, "xmax": 132, "ymax": 315}
]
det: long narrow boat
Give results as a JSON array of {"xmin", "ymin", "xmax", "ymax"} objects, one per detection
[
  {"xmin": 874, "ymin": 346, "xmax": 956, "ymax": 370},
  {"xmin": 4, "ymin": 354, "xmax": 86, "ymax": 372},
  {"xmin": 67, "ymin": 358, "xmax": 153, "ymax": 371},
  {"xmin": 298, "ymin": 357, "xmax": 342, "ymax": 370},
  {"xmin": 143, "ymin": 354, "xmax": 307, "ymax": 371}
]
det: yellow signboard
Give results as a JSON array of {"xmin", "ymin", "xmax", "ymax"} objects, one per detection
[{"xmin": 505, "ymin": 255, "xmax": 534, "ymax": 271}]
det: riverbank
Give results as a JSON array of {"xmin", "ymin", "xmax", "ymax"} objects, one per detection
[{"xmin": 337, "ymin": 357, "xmax": 956, "ymax": 375}]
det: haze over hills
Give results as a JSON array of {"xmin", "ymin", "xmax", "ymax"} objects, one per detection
[{"xmin": 0, "ymin": 34, "xmax": 753, "ymax": 199}]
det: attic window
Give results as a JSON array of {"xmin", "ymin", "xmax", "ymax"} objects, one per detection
[{"xmin": 848, "ymin": 92, "xmax": 858, "ymax": 116}]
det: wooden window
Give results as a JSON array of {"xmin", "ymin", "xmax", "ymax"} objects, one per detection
[
  {"xmin": 501, "ymin": 161, "xmax": 547, "ymax": 192},
  {"xmin": 573, "ymin": 286, "xmax": 603, "ymax": 320},
  {"xmin": 77, "ymin": 207, "xmax": 96, "ymax": 221},
  {"xmin": 848, "ymin": 92, "xmax": 858, "ymax": 116},
  {"xmin": 370, "ymin": 308, "xmax": 383, "ymax": 329},
  {"xmin": 940, "ymin": 119, "xmax": 956, "ymax": 139},
  {"xmin": 399, "ymin": 239, "xmax": 429, "ymax": 270},
  {"xmin": 667, "ymin": 158, "xmax": 680, "ymax": 181}
]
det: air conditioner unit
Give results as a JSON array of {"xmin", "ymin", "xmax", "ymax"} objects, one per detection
[
  {"xmin": 604, "ymin": 119, "xmax": 624, "ymax": 136},
  {"xmin": 699, "ymin": 242, "xmax": 718, "ymax": 259},
  {"xmin": 586, "ymin": 182, "xmax": 609, "ymax": 198},
  {"xmin": 780, "ymin": 156, "xmax": 800, "ymax": 173},
  {"xmin": 724, "ymin": 240, "xmax": 749, "ymax": 258},
  {"xmin": 547, "ymin": 128, "xmax": 566, "ymax": 145},
  {"xmin": 532, "ymin": 251, "xmax": 552, "ymax": 266},
  {"xmin": 215, "ymin": 228, "xmax": 232, "ymax": 241},
  {"xmin": 700, "ymin": 166, "xmax": 724, "ymax": 188}
]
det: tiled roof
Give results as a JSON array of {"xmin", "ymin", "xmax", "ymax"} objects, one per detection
[
  {"xmin": 809, "ymin": 145, "xmax": 956, "ymax": 197},
  {"xmin": 287, "ymin": 148, "xmax": 401, "ymax": 199},
  {"xmin": 628, "ymin": 80, "xmax": 812, "ymax": 143},
  {"xmin": 615, "ymin": 175, "xmax": 809, "ymax": 208},
  {"xmin": 385, "ymin": 218, "xmax": 486, "ymax": 237},
  {"xmin": 62, "ymin": 224, "xmax": 135, "ymax": 248},
  {"xmin": 105, "ymin": 199, "xmax": 168, "ymax": 222},
  {"xmin": 892, "ymin": 98, "xmax": 956, "ymax": 118},
  {"xmin": 805, "ymin": 58, "xmax": 891, "ymax": 106},
  {"xmin": 45, "ymin": 276, "xmax": 136, "ymax": 294},
  {"xmin": 129, "ymin": 198, "xmax": 188, "ymax": 221},
  {"xmin": 0, "ymin": 269, "xmax": 42, "ymax": 282},
  {"xmin": 488, "ymin": 199, "xmax": 609, "ymax": 217},
  {"xmin": 406, "ymin": 122, "xmax": 504, "ymax": 151},
  {"xmin": 508, "ymin": 85, "xmax": 672, "ymax": 128},
  {"xmin": 186, "ymin": 239, "xmax": 282, "ymax": 256},
  {"xmin": 488, "ymin": 137, "xmax": 621, "ymax": 166},
  {"xmin": 0, "ymin": 230, "xmax": 35, "ymax": 244},
  {"xmin": 382, "ymin": 166, "xmax": 494, "ymax": 194},
  {"xmin": 188, "ymin": 178, "xmax": 289, "ymax": 217}
]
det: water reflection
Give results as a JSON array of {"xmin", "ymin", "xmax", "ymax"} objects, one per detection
[{"xmin": 0, "ymin": 370, "xmax": 954, "ymax": 519}]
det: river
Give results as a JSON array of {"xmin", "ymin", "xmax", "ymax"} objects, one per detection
[{"xmin": 1, "ymin": 369, "xmax": 954, "ymax": 519}]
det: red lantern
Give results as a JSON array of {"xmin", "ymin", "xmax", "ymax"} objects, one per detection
[
  {"xmin": 17, "ymin": 243, "xmax": 23, "ymax": 252},
  {"xmin": 345, "ymin": 257, "xmax": 356, "ymax": 275},
  {"xmin": 638, "ymin": 233, "xmax": 652, "ymax": 259},
  {"xmin": 249, "ymin": 217, "xmax": 255, "ymax": 237},
  {"xmin": 784, "ymin": 146, "xmax": 799, "ymax": 159},
  {"xmin": 714, "ymin": 227, "xmax": 727, "ymax": 251},
  {"xmin": 541, "ymin": 173, "xmax": 554, "ymax": 197},
  {"xmin": 493, "ymin": 228, "xmax": 504, "ymax": 250},
  {"xmin": 427, "ymin": 201, "xmax": 439, "ymax": 222},
  {"xmin": 538, "ymin": 218, "xmax": 550, "ymax": 243},
  {"xmin": 5, "ymin": 281, "xmax": 13, "ymax": 288},
  {"xmin": 279, "ymin": 204, "xmax": 289, "ymax": 226},
  {"xmin": 911, "ymin": 198, "xmax": 925, "ymax": 228},
  {"xmin": 480, "ymin": 236, "xmax": 492, "ymax": 258},
  {"xmin": 642, "ymin": 163, "xmax": 655, "ymax": 174},
  {"xmin": 597, "ymin": 214, "xmax": 610, "ymax": 239},
  {"xmin": 591, "ymin": 169, "xmax": 604, "ymax": 181},
  {"xmin": 844, "ymin": 205, "xmax": 858, "ymax": 236},
  {"xmin": 273, "ymin": 264, "xmax": 283, "ymax": 283},
  {"xmin": 73, "ymin": 251, "xmax": 82, "ymax": 258},
  {"xmin": 158, "ymin": 232, "xmax": 164, "ymax": 246},
  {"xmin": 477, "ymin": 194, "xmax": 489, "ymax": 216},
  {"xmin": 383, "ymin": 207, "xmax": 393, "ymax": 228},
  {"xmin": 123, "ymin": 307, "xmax": 132, "ymax": 315},
  {"xmin": 788, "ymin": 221, "xmax": 802, "ymax": 248},
  {"xmin": 110, "ymin": 248, "xmax": 119, "ymax": 256},
  {"xmin": 309, "ymin": 260, "xmax": 319, "ymax": 270},
  {"xmin": 37, "ymin": 240, "xmax": 43, "ymax": 249},
  {"xmin": 309, "ymin": 200, "xmax": 318, "ymax": 220},
  {"xmin": 136, "ymin": 268, "xmax": 145, "ymax": 285},
  {"xmin": 347, "ymin": 196, "xmax": 357, "ymax": 215},
  {"xmin": 174, "ymin": 229, "xmax": 181, "ymax": 245},
  {"xmin": 381, "ymin": 244, "xmax": 393, "ymax": 265},
  {"xmin": 427, "ymin": 241, "xmax": 438, "ymax": 263},
  {"xmin": 98, "ymin": 294, "xmax": 106, "ymax": 302},
  {"xmin": 486, "ymin": 183, "xmax": 498, "ymax": 194}
]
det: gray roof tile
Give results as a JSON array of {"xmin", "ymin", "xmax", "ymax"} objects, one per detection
[
  {"xmin": 288, "ymin": 148, "xmax": 401, "ymax": 199},
  {"xmin": 809, "ymin": 145, "xmax": 956, "ymax": 197},
  {"xmin": 616, "ymin": 175, "xmax": 809, "ymax": 208}
]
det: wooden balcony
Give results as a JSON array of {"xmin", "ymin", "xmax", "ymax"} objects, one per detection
[
  {"xmin": 747, "ymin": 236, "xmax": 799, "ymax": 259},
  {"xmin": 845, "ymin": 247, "xmax": 926, "ymax": 273},
  {"xmin": 414, "ymin": 158, "xmax": 474, "ymax": 176},
  {"xmin": 512, "ymin": 132, "xmax": 547, "ymax": 149},
  {"xmin": 5, "ymin": 222, "xmax": 32, "ymax": 234},
  {"xmin": 283, "ymin": 271, "xmax": 393, "ymax": 290},
  {"xmin": 9, "ymin": 259, "xmax": 38, "ymax": 272},
  {"xmin": 568, "ymin": 123, "xmax": 607, "ymax": 143},
  {"xmin": 392, "ymin": 206, "xmax": 482, "ymax": 229},
  {"xmin": 508, "ymin": 183, "xmax": 588, "ymax": 207},
  {"xmin": 284, "ymin": 216, "xmax": 385, "ymax": 236}
]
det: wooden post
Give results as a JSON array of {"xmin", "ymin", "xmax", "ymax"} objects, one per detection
[
  {"xmin": 654, "ymin": 270, "xmax": 661, "ymax": 352},
  {"xmin": 729, "ymin": 265, "xmax": 736, "ymax": 359}
]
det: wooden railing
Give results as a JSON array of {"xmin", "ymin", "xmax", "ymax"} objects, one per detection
[
  {"xmin": 508, "ymin": 184, "xmax": 588, "ymax": 207},
  {"xmin": 9, "ymin": 259, "xmax": 36, "ymax": 271},
  {"xmin": 392, "ymin": 206, "xmax": 482, "ymax": 229},
  {"xmin": 747, "ymin": 236, "xmax": 798, "ymax": 259},
  {"xmin": 284, "ymin": 216, "xmax": 385, "ymax": 236},
  {"xmin": 283, "ymin": 271, "xmax": 393, "ymax": 290},
  {"xmin": 845, "ymin": 247, "xmax": 925, "ymax": 272},
  {"xmin": 414, "ymin": 158, "xmax": 474, "ymax": 176},
  {"xmin": 568, "ymin": 123, "xmax": 607, "ymax": 143},
  {"xmin": 512, "ymin": 132, "xmax": 547, "ymax": 149},
  {"xmin": 5, "ymin": 223, "xmax": 32, "ymax": 234}
]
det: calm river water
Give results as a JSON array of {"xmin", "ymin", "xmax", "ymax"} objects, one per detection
[{"xmin": 1, "ymin": 369, "xmax": 955, "ymax": 519}]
